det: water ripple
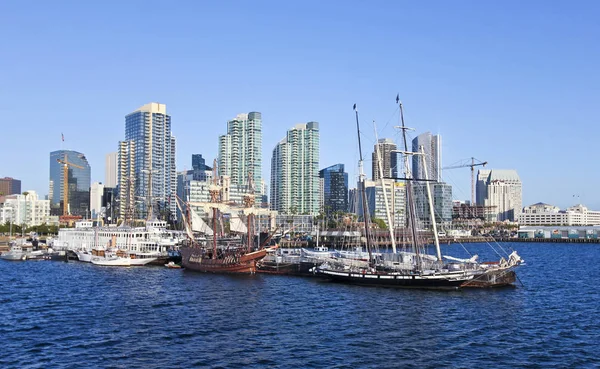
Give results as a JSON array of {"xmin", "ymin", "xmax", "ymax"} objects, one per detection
[{"xmin": 0, "ymin": 243, "xmax": 599, "ymax": 368}]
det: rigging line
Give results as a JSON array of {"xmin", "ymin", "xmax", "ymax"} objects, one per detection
[{"xmin": 377, "ymin": 105, "xmax": 401, "ymax": 139}]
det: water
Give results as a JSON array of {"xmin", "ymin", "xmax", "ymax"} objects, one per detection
[{"xmin": 1, "ymin": 242, "xmax": 599, "ymax": 368}]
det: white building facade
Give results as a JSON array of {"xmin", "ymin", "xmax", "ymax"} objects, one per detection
[
  {"xmin": 90, "ymin": 182, "xmax": 104, "ymax": 220},
  {"xmin": 270, "ymin": 122, "xmax": 320, "ymax": 215},
  {"xmin": 518, "ymin": 203, "xmax": 600, "ymax": 226},
  {"xmin": 476, "ymin": 169, "xmax": 522, "ymax": 221},
  {"xmin": 105, "ymin": 152, "xmax": 117, "ymax": 188},
  {"xmin": 0, "ymin": 191, "xmax": 51, "ymax": 227},
  {"xmin": 218, "ymin": 112, "xmax": 262, "ymax": 193}
]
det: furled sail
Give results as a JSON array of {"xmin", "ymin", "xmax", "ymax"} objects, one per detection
[{"xmin": 191, "ymin": 208, "xmax": 213, "ymax": 236}]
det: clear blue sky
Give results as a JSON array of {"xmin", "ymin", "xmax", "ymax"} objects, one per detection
[{"xmin": 1, "ymin": 1, "xmax": 599, "ymax": 209}]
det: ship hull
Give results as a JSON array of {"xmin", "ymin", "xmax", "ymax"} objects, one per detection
[
  {"xmin": 461, "ymin": 269, "xmax": 517, "ymax": 288},
  {"xmin": 317, "ymin": 269, "xmax": 471, "ymax": 290},
  {"xmin": 257, "ymin": 261, "xmax": 319, "ymax": 276},
  {"xmin": 180, "ymin": 247, "xmax": 268, "ymax": 274}
]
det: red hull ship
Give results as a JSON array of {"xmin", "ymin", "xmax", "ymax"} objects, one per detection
[{"xmin": 180, "ymin": 246, "xmax": 269, "ymax": 274}]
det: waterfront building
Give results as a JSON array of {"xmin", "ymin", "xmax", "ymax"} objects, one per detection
[
  {"xmin": 0, "ymin": 177, "xmax": 21, "ymax": 196},
  {"xmin": 90, "ymin": 182, "xmax": 104, "ymax": 220},
  {"xmin": 123, "ymin": 102, "xmax": 176, "ymax": 220},
  {"xmin": 0, "ymin": 191, "xmax": 51, "ymax": 227},
  {"xmin": 104, "ymin": 152, "xmax": 117, "ymax": 188},
  {"xmin": 270, "ymin": 122, "xmax": 320, "ymax": 215},
  {"xmin": 412, "ymin": 132, "xmax": 441, "ymax": 182},
  {"xmin": 49, "ymin": 150, "xmax": 91, "ymax": 217},
  {"xmin": 372, "ymin": 138, "xmax": 397, "ymax": 181},
  {"xmin": 319, "ymin": 164, "xmax": 349, "ymax": 215},
  {"xmin": 118, "ymin": 140, "xmax": 136, "ymax": 221},
  {"xmin": 517, "ymin": 203, "xmax": 600, "ymax": 226},
  {"xmin": 353, "ymin": 179, "xmax": 406, "ymax": 229},
  {"xmin": 518, "ymin": 225, "xmax": 600, "ymax": 240},
  {"xmin": 218, "ymin": 112, "xmax": 262, "ymax": 191},
  {"xmin": 476, "ymin": 169, "xmax": 522, "ymax": 221}
]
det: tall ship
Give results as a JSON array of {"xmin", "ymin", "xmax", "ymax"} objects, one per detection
[
  {"xmin": 316, "ymin": 99, "xmax": 523, "ymax": 289},
  {"xmin": 179, "ymin": 170, "xmax": 272, "ymax": 274}
]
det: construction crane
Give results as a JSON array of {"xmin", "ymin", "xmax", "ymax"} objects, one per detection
[
  {"xmin": 57, "ymin": 153, "xmax": 84, "ymax": 216},
  {"xmin": 442, "ymin": 157, "xmax": 487, "ymax": 205}
]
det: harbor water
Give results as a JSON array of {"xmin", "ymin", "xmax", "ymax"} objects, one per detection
[{"xmin": 1, "ymin": 242, "xmax": 599, "ymax": 368}]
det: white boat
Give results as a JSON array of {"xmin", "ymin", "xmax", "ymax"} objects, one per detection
[
  {"xmin": 90, "ymin": 248, "xmax": 131, "ymax": 267},
  {"xmin": 56, "ymin": 219, "xmax": 184, "ymax": 265},
  {"xmin": 0, "ymin": 242, "xmax": 26, "ymax": 261},
  {"xmin": 75, "ymin": 249, "xmax": 93, "ymax": 262}
]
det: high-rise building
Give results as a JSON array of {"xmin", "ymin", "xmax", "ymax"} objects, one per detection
[
  {"xmin": 49, "ymin": 150, "xmax": 91, "ymax": 217},
  {"xmin": 0, "ymin": 177, "xmax": 21, "ymax": 196},
  {"xmin": 476, "ymin": 169, "xmax": 522, "ymax": 221},
  {"xmin": 105, "ymin": 152, "xmax": 117, "ymax": 188},
  {"xmin": 412, "ymin": 182, "xmax": 453, "ymax": 227},
  {"xmin": 372, "ymin": 138, "xmax": 397, "ymax": 181},
  {"xmin": 270, "ymin": 122, "xmax": 320, "ymax": 215},
  {"xmin": 118, "ymin": 140, "xmax": 136, "ymax": 221},
  {"xmin": 218, "ymin": 112, "xmax": 262, "ymax": 190},
  {"xmin": 412, "ymin": 132, "xmax": 441, "ymax": 182},
  {"xmin": 353, "ymin": 180, "xmax": 406, "ymax": 229},
  {"xmin": 319, "ymin": 164, "xmax": 349, "ymax": 215},
  {"xmin": 90, "ymin": 182, "xmax": 104, "ymax": 220},
  {"xmin": 123, "ymin": 102, "xmax": 176, "ymax": 220},
  {"xmin": 192, "ymin": 154, "xmax": 206, "ymax": 171}
]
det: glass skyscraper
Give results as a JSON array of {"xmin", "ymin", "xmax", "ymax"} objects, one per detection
[
  {"xmin": 412, "ymin": 132, "xmax": 441, "ymax": 182},
  {"xmin": 319, "ymin": 164, "xmax": 348, "ymax": 214},
  {"xmin": 270, "ymin": 122, "xmax": 320, "ymax": 215},
  {"xmin": 123, "ymin": 103, "xmax": 176, "ymax": 220},
  {"xmin": 49, "ymin": 150, "xmax": 91, "ymax": 216}
]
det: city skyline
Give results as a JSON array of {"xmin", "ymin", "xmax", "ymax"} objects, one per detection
[{"xmin": 2, "ymin": 2, "xmax": 599, "ymax": 209}]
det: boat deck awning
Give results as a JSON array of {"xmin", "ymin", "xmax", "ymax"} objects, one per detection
[{"xmin": 311, "ymin": 231, "xmax": 361, "ymax": 237}]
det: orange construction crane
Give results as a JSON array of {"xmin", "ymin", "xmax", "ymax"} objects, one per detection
[
  {"xmin": 57, "ymin": 153, "xmax": 84, "ymax": 216},
  {"xmin": 442, "ymin": 157, "xmax": 487, "ymax": 205}
]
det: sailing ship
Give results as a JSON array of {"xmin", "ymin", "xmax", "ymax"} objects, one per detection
[
  {"xmin": 179, "ymin": 168, "xmax": 272, "ymax": 274},
  {"xmin": 316, "ymin": 99, "xmax": 523, "ymax": 289}
]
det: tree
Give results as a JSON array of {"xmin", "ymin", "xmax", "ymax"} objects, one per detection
[{"xmin": 372, "ymin": 217, "xmax": 388, "ymax": 230}]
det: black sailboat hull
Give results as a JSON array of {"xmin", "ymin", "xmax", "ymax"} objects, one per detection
[
  {"xmin": 256, "ymin": 261, "xmax": 319, "ymax": 276},
  {"xmin": 317, "ymin": 269, "xmax": 468, "ymax": 290}
]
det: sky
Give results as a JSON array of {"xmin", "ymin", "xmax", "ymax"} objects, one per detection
[{"xmin": 1, "ymin": 1, "xmax": 599, "ymax": 209}]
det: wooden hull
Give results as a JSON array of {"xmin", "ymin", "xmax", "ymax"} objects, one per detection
[
  {"xmin": 461, "ymin": 270, "xmax": 517, "ymax": 288},
  {"xmin": 180, "ymin": 247, "xmax": 268, "ymax": 274}
]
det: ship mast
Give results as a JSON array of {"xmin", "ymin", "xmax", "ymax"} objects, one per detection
[
  {"xmin": 209, "ymin": 159, "xmax": 220, "ymax": 259},
  {"xmin": 395, "ymin": 96, "xmax": 422, "ymax": 270},
  {"xmin": 373, "ymin": 122, "xmax": 397, "ymax": 253},
  {"xmin": 244, "ymin": 171, "xmax": 256, "ymax": 253},
  {"xmin": 354, "ymin": 104, "xmax": 374, "ymax": 266}
]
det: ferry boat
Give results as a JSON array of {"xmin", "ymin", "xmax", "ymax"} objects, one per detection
[{"xmin": 54, "ymin": 219, "xmax": 184, "ymax": 265}]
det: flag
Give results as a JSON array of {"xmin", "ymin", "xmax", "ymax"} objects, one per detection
[
  {"xmin": 61, "ymin": 133, "xmax": 64, "ymax": 142},
  {"xmin": 353, "ymin": 103, "xmax": 357, "ymax": 111},
  {"xmin": 396, "ymin": 94, "xmax": 399, "ymax": 104}
]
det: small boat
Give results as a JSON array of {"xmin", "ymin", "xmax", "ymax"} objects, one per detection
[
  {"xmin": 165, "ymin": 261, "xmax": 182, "ymax": 269},
  {"xmin": 0, "ymin": 241, "xmax": 26, "ymax": 261}
]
